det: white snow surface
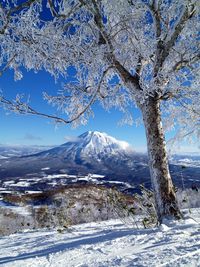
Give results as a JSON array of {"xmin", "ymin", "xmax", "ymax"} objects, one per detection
[{"xmin": 0, "ymin": 209, "xmax": 200, "ymax": 267}]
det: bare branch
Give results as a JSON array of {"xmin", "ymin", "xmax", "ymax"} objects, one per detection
[
  {"xmin": 172, "ymin": 53, "xmax": 200, "ymax": 72},
  {"xmin": 8, "ymin": 0, "xmax": 38, "ymax": 16},
  {"xmin": 148, "ymin": 1, "xmax": 162, "ymax": 39},
  {"xmin": 0, "ymin": 0, "xmax": 38, "ymax": 35},
  {"xmin": 165, "ymin": 2, "xmax": 196, "ymax": 45},
  {"xmin": 0, "ymin": 63, "xmax": 109, "ymax": 124},
  {"xmin": 0, "ymin": 54, "xmax": 16, "ymax": 77},
  {"xmin": 97, "ymin": 66, "xmax": 115, "ymax": 98},
  {"xmin": 0, "ymin": 95, "xmax": 70, "ymax": 124},
  {"xmin": 154, "ymin": 2, "xmax": 196, "ymax": 75},
  {"xmin": 90, "ymin": 0, "xmax": 141, "ymax": 90},
  {"xmin": 47, "ymin": 0, "xmax": 60, "ymax": 18},
  {"xmin": 0, "ymin": 94, "xmax": 96, "ymax": 125},
  {"xmin": 48, "ymin": 0, "xmax": 82, "ymax": 19},
  {"xmin": 173, "ymin": 95, "xmax": 200, "ymax": 117}
]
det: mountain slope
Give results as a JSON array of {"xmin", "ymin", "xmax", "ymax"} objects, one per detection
[
  {"xmin": 1, "ymin": 132, "xmax": 199, "ymax": 192},
  {"xmin": 0, "ymin": 131, "xmax": 146, "ymax": 179},
  {"xmin": 0, "ymin": 145, "xmax": 52, "ymax": 158}
]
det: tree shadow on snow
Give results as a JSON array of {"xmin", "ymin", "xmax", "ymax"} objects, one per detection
[{"xmin": 0, "ymin": 229, "xmax": 135, "ymax": 264}]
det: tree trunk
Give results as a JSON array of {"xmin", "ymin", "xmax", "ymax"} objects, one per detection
[{"xmin": 140, "ymin": 97, "xmax": 182, "ymax": 223}]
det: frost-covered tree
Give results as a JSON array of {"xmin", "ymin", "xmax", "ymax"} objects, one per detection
[{"xmin": 0, "ymin": 0, "xmax": 199, "ymax": 223}]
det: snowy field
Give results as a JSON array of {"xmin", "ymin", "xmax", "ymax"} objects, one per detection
[{"xmin": 0, "ymin": 209, "xmax": 199, "ymax": 267}]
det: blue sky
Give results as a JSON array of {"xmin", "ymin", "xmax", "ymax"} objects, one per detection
[
  {"xmin": 0, "ymin": 69, "xmax": 148, "ymax": 151},
  {"xmin": 0, "ymin": 1, "xmax": 198, "ymax": 154},
  {"xmin": 0, "ymin": 69, "xmax": 199, "ymax": 153}
]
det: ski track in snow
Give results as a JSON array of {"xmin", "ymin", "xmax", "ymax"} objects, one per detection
[{"xmin": 0, "ymin": 209, "xmax": 200, "ymax": 267}]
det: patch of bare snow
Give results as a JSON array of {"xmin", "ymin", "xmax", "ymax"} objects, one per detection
[
  {"xmin": 11, "ymin": 181, "xmax": 30, "ymax": 187},
  {"xmin": 46, "ymin": 174, "xmax": 69, "ymax": 179},
  {"xmin": 24, "ymin": 191, "xmax": 43, "ymax": 194},
  {"xmin": 41, "ymin": 167, "xmax": 50, "ymax": 171},
  {"xmin": 90, "ymin": 174, "xmax": 105, "ymax": 179},
  {"xmin": 0, "ymin": 209, "xmax": 199, "ymax": 267}
]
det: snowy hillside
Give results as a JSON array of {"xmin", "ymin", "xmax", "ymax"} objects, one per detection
[
  {"xmin": 0, "ymin": 131, "xmax": 148, "ymax": 189},
  {"xmin": 0, "ymin": 145, "xmax": 52, "ymax": 158},
  {"xmin": 0, "ymin": 131, "xmax": 199, "ymax": 195},
  {"xmin": 0, "ymin": 185, "xmax": 136, "ymax": 236},
  {"xmin": 0, "ymin": 208, "xmax": 199, "ymax": 267}
]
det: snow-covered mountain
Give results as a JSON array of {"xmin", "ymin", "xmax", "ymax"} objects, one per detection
[
  {"xmin": 0, "ymin": 131, "xmax": 144, "ymax": 179},
  {"xmin": 69, "ymin": 130, "xmax": 133, "ymax": 155},
  {"xmin": 18, "ymin": 131, "xmax": 139, "ymax": 177},
  {"xmin": 0, "ymin": 145, "xmax": 52, "ymax": 158},
  {"xmin": 0, "ymin": 131, "xmax": 199, "ymax": 192},
  {"xmin": 34, "ymin": 131, "xmax": 134, "ymax": 161}
]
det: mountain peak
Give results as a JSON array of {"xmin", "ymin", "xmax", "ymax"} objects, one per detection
[
  {"xmin": 78, "ymin": 131, "xmax": 133, "ymax": 154},
  {"xmin": 79, "ymin": 131, "xmax": 106, "ymax": 138}
]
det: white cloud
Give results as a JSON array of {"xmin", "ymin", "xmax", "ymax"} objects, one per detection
[
  {"xmin": 167, "ymin": 144, "xmax": 200, "ymax": 155},
  {"xmin": 64, "ymin": 136, "xmax": 81, "ymax": 143},
  {"xmin": 24, "ymin": 133, "xmax": 42, "ymax": 141}
]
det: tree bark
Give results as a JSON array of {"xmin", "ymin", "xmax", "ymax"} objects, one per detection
[{"xmin": 140, "ymin": 97, "xmax": 182, "ymax": 223}]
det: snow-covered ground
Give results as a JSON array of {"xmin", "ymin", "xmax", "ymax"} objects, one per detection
[{"xmin": 0, "ymin": 209, "xmax": 199, "ymax": 267}]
